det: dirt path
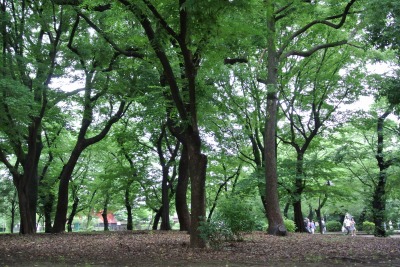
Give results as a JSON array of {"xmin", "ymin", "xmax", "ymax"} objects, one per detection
[{"xmin": 1, "ymin": 231, "xmax": 399, "ymax": 266}]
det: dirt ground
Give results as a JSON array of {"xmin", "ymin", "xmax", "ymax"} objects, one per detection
[{"xmin": 1, "ymin": 231, "xmax": 400, "ymax": 267}]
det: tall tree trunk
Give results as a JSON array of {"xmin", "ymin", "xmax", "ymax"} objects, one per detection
[
  {"xmin": 161, "ymin": 167, "xmax": 171, "ymax": 230},
  {"xmin": 175, "ymin": 146, "xmax": 191, "ymax": 231},
  {"xmin": 293, "ymin": 201, "xmax": 305, "ymax": 232},
  {"xmin": 187, "ymin": 133, "xmax": 207, "ymax": 247},
  {"xmin": 125, "ymin": 0, "xmax": 207, "ymax": 247},
  {"xmin": 16, "ymin": 159, "xmax": 40, "ymax": 235},
  {"xmin": 373, "ymin": 109, "xmax": 392, "ymax": 237},
  {"xmin": 372, "ymin": 169, "xmax": 387, "ymax": 236},
  {"xmin": 264, "ymin": 0, "xmax": 286, "ymax": 236},
  {"xmin": 53, "ymin": 151, "xmax": 81, "ymax": 233},
  {"xmin": 14, "ymin": 123, "xmax": 43, "ymax": 234}
]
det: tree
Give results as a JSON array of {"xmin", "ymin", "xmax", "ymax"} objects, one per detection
[
  {"xmin": 51, "ymin": 16, "xmax": 132, "ymax": 232},
  {"xmin": 278, "ymin": 45, "xmax": 364, "ymax": 232},
  {"xmin": 363, "ymin": 0, "xmax": 400, "ymax": 236},
  {"xmin": 0, "ymin": 0, "xmax": 77, "ymax": 234},
  {"xmin": 365, "ymin": 0, "xmax": 400, "ymax": 55},
  {"xmin": 372, "ymin": 75, "xmax": 400, "ymax": 236},
  {"xmin": 0, "ymin": 172, "xmax": 18, "ymax": 233},
  {"xmin": 261, "ymin": 0, "xmax": 358, "ymax": 236}
]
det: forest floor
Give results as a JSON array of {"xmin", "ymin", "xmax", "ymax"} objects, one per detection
[{"xmin": 1, "ymin": 231, "xmax": 400, "ymax": 267}]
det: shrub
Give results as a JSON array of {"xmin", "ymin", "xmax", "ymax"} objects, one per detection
[
  {"xmin": 326, "ymin": 221, "xmax": 342, "ymax": 232},
  {"xmin": 284, "ymin": 218, "xmax": 296, "ymax": 232},
  {"xmin": 215, "ymin": 195, "xmax": 259, "ymax": 239},
  {"xmin": 363, "ymin": 221, "xmax": 375, "ymax": 234},
  {"xmin": 198, "ymin": 219, "xmax": 233, "ymax": 249}
]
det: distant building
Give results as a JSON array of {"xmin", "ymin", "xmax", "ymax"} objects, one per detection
[{"xmin": 95, "ymin": 212, "xmax": 126, "ymax": 231}]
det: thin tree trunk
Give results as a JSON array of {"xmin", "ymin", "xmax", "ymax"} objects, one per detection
[
  {"xmin": 283, "ymin": 202, "xmax": 290, "ymax": 219},
  {"xmin": 293, "ymin": 153, "xmax": 306, "ymax": 232},
  {"xmin": 207, "ymin": 165, "xmax": 241, "ymax": 222},
  {"xmin": 153, "ymin": 207, "xmax": 162, "ymax": 230},
  {"xmin": 125, "ymin": 186, "xmax": 133, "ymax": 231},
  {"xmin": 67, "ymin": 196, "xmax": 79, "ymax": 232},
  {"xmin": 315, "ymin": 194, "xmax": 328, "ymax": 234},
  {"xmin": 10, "ymin": 190, "xmax": 17, "ymax": 234},
  {"xmin": 102, "ymin": 195, "xmax": 110, "ymax": 231},
  {"xmin": 43, "ymin": 193, "xmax": 55, "ymax": 233},
  {"xmin": 161, "ymin": 168, "xmax": 171, "ymax": 230}
]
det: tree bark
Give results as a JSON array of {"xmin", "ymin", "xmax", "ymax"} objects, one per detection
[
  {"xmin": 125, "ymin": 185, "xmax": 133, "ymax": 231},
  {"xmin": 187, "ymin": 133, "xmax": 207, "ymax": 247},
  {"xmin": 373, "ymin": 109, "xmax": 392, "ymax": 237},
  {"xmin": 10, "ymin": 190, "xmax": 17, "ymax": 234},
  {"xmin": 152, "ymin": 207, "xmax": 162, "ymax": 230},
  {"xmin": 175, "ymin": 146, "xmax": 191, "ymax": 231},
  {"xmin": 115, "ymin": 0, "xmax": 207, "ymax": 247},
  {"xmin": 314, "ymin": 193, "xmax": 328, "ymax": 234},
  {"xmin": 53, "ymin": 146, "xmax": 83, "ymax": 232},
  {"xmin": 156, "ymin": 124, "xmax": 179, "ymax": 231},
  {"xmin": 293, "ymin": 153, "xmax": 306, "ymax": 232},
  {"xmin": 161, "ymin": 167, "xmax": 171, "ymax": 230},
  {"xmin": 43, "ymin": 193, "xmax": 55, "ymax": 233},
  {"xmin": 67, "ymin": 196, "xmax": 79, "ymax": 232},
  {"xmin": 264, "ymin": 0, "xmax": 286, "ymax": 236},
  {"xmin": 102, "ymin": 194, "xmax": 110, "ymax": 231}
]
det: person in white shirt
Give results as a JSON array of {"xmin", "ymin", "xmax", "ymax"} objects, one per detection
[{"xmin": 343, "ymin": 215, "xmax": 351, "ymax": 235}]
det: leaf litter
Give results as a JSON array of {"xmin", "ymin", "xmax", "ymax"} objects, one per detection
[{"xmin": 0, "ymin": 231, "xmax": 399, "ymax": 266}]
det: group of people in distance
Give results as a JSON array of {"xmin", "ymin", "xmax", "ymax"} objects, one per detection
[
  {"xmin": 304, "ymin": 214, "xmax": 357, "ymax": 235},
  {"xmin": 304, "ymin": 217, "xmax": 326, "ymax": 234},
  {"xmin": 343, "ymin": 213, "xmax": 357, "ymax": 236}
]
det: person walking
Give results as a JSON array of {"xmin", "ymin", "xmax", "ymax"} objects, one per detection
[
  {"xmin": 350, "ymin": 217, "xmax": 356, "ymax": 236},
  {"xmin": 343, "ymin": 215, "xmax": 351, "ymax": 235},
  {"xmin": 321, "ymin": 219, "xmax": 326, "ymax": 234},
  {"xmin": 304, "ymin": 218, "xmax": 311, "ymax": 233},
  {"xmin": 310, "ymin": 220, "xmax": 316, "ymax": 234}
]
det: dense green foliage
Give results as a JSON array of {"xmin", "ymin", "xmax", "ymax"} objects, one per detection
[
  {"xmin": 326, "ymin": 221, "xmax": 342, "ymax": 232},
  {"xmin": 0, "ymin": 0, "xmax": 399, "ymax": 245},
  {"xmin": 363, "ymin": 221, "xmax": 376, "ymax": 234}
]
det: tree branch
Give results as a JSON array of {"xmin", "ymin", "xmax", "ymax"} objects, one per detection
[
  {"xmin": 85, "ymin": 101, "xmax": 129, "ymax": 146},
  {"xmin": 142, "ymin": 0, "xmax": 180, "ymax": 41},
  {"xmin": 52, "ymin": 0, "xmax": 111, "ymax": 12},
  {"xmin": 75, "ymin": 9, "xmax": 144, "ymax": 59},
  {"xmin": 282, "ymin": 40, "xmax": 347, "ymax": 58},
  {"xmin": 278, "ymin": 0, "xmax": 357, "ymax": 58},
  {"xmin": 224, "ymin": 58, "xmax": 248, "ymax": 65}
]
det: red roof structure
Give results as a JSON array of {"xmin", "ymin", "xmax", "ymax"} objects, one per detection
[{"xmin": 96, "ymin": 212, "xmax": 118, "ymax": 224}]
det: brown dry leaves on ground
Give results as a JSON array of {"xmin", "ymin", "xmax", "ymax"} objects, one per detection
[{"xmin": 0, "ymin": 231, "xmax": 400, "ymax": 266}]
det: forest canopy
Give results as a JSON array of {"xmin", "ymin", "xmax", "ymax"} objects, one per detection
[{"xmin": 0, "ymin": 0, "xmax": 399, "ymax": 248}]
